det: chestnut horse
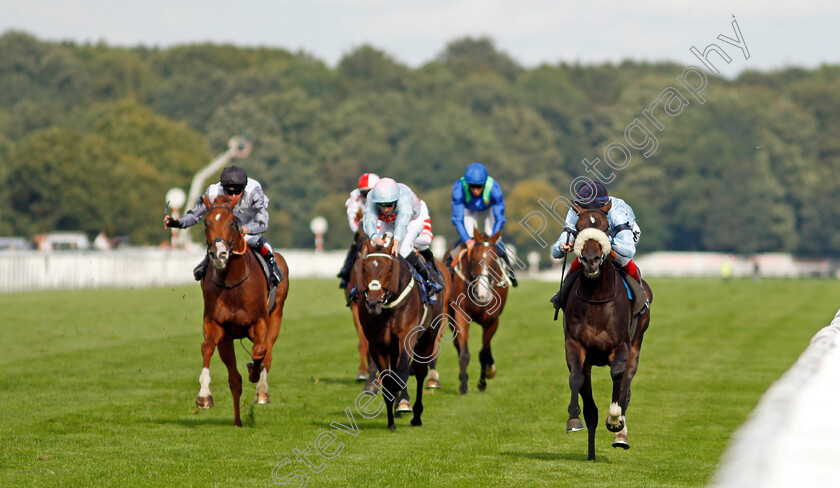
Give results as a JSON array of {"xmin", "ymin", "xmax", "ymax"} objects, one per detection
[
  {"xmin": 563, "ymin": 204, "xmax": 652, "ymax": 460},
  {"xmin": 194, "ymin": 193, "xmax": 290, "ymax": 426},
  {"xmin": 353, "ymin": 238, "xmax": 451, "ymax": 429},
  {"xmin": 447, "ymin": 229, "xmax": 511, "ymax": 394},
  {"xmin": 343, "ymin": 227, "xmax": 373, "ymax": 384}
]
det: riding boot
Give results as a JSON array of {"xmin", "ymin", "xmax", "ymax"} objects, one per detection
[
  {"xmin": 444, "ymin": 241, "xmax": 463, "ymax": 273},
  {"xmin": 193, "ymin": 256, "xmax": 209, "ymax": 281},
  {"xmin": 254, "ymin": 237, "xmax": 283, "ymax": 286},
  {"xmin": 496, "ymin": 242, "xmax": 518, "ymax": 287},
  {"xmin": 419, "ymin": 248, "xmax": 444, "ymax": 285},
  {"xmin": 337, "ymin": 242, "xmax": 358, "ymax": 289},
  {"xmin": 406, "ymin": 252, "xmax": 442, "ymax": 303}
]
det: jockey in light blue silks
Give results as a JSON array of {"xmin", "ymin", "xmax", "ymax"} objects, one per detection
[
  {"xmin": 337, "ymin": 172, "xmax": 379, "ymax": 289},
  {"xmin": 164, "ymin": 165, "xmax": 283, "ymax": 285},
  {"xmin": 363, "ymin": 177, "xmax": 444, "ymax": 302},
  {"xmin": 449, "ymin": 162, "xmax": 518, "ymax": 286},
  {"xmin": 551, "ymin": 180, "xmax": 647, "ymax": 313}
]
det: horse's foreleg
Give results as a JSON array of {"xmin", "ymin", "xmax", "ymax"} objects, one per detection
[
  {"xmin": 477, "ymin": 318, "xmax": 499, "ymax": 392},
  {"xmin": 580, "ymin": 365, "xmax": 598, "ymax": 461},
  {"xmin": 352, "ymin": 304, "xmax": 370, "ymax": 381},
  {"xmin": 410, "ymin": 360, "xmax": 427, "ymax": 427},
  {"xmin": 217, "ymin": 336, "xmax": 243, "ymax": 427},
  {"xmin": 565, "ymin": 340, "xmax": 585, "ymax": 433},
  {"xmin": 453, "ymin": 312, "xmax": 471, "ymax": 395},
  {"xmin": 196, "ymin": 321, "xmax": 223, "ymax": 409}
]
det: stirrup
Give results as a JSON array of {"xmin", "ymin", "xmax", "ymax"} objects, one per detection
[{"xmin": 426, "ymin": 280, "xmax": 443, "ymax": 294}]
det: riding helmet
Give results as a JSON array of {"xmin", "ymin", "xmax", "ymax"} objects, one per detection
[{"xmin": 369, "ymin": 178, "xmax": 400, "ymax": 205}]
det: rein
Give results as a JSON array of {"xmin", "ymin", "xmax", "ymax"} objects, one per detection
[
  {"xmin": 205, "ymin": 205, "xmax": 251, "ymax": 289},
  {"xmin": 362, "ymin": 252, "xmax": 416, "ymax": 309},
  {"xmin": 574, "ymin": 262, "xmax": 618, "ymax": 304},
  {"xmin": 207, "ymin": 249, "xmax": 253, "ymax": 289}
]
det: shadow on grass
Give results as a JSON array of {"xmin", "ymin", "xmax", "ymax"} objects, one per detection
[{"xmin": 501, "ymin": 450, "xmax": 602, "ymax": 463}]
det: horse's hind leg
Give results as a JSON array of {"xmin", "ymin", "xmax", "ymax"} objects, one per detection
[
  {"xmin": 565, "ymin": 341, "xmax": 585, "ymax": 433},
  {"xmin": 352, "ymin": 304, "xmax": 369, "ymax": 381},
  {"xmin": 477, "ymin": 318, "xmax": 499, "ymax": 392},
  {"xmin": 452, "ymin": 311, "xmax": 471, "ymax": 395},
  {"xmin": 217, "ymin": 336, "xmax": 243, "ymax": 427},
  {"xmin": 196, "ymin": 321, "xmax": 224, "ymax": 409},
  {"xmin": 410, "ymin": 361, "xmax": 428, "ymax": 427},
  {"xmin": 255, "ymin": 310, "xmax": 283, "ymax": 404},
  {"xmin": 248, "ymin": 318, "xmax": 269, "ymax": 383}
]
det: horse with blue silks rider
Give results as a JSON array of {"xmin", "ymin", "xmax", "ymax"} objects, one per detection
[{"xmin": 446, "ymin": 162, "xmax": 518, "ymax": 287}]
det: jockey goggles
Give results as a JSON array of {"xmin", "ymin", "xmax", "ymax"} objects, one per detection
[{"xmin": 224, "ymin": 184, "xmax": 245, "ymax": 195}]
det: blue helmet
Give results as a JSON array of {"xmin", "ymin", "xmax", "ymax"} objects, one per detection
[
  {"xmin": 464, "ymin": 162, "xmax": 488, "ymax": 186},
  {"xmin": 369, "ymin": 178, "xmax": 400, "ymax": 205}
]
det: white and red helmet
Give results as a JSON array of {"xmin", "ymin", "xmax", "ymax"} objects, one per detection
[{"xmin": 358, "ymin": 173, "xmax": 380, "ymax": 192}]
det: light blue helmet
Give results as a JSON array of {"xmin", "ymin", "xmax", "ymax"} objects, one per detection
[
  {"xmin": 369, "ymin": 178, "xmax": 400, "ymax": 205},
  {"xmin": 464, "ymin": 162, "xmax": 488, "ymax": 185}
]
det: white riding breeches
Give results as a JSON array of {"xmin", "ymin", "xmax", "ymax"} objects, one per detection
[
  {"xmin": 378, "ymin": 201, "xmax": 433, "ymax": 257},
  {"xmin": 463, "ymin": 209, "xmax": 495, "ymax": 239}
]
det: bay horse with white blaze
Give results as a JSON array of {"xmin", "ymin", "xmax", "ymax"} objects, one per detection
[
  {"xmin": 447, "ymin": 229, "xmax": 510, "ymax": 394},
  {"xmin": 194, "ymin": 193, "xmax": 289, "ymax": 426},
  {"xmin": 562, "ymin": 204, "xmax": 652, "ymax": 460},
  {"xmin": 353, "ymin": 238, "xmax": 451, "ymax": 430}
]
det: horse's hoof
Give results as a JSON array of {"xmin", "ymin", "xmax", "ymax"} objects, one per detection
[
  {"xmin": 388, "ymin": 424, "xmax": 397, "ymax": 431},
  {"xmin": 396, "ymin": 399, "xmax": 412, "ymax": 413},
  {"xmin": 355, "ymin": 372, "xmax": 368, "ymax": 382},
  {"xmin": 410, "ymin": 417, "xmax": 423, "ymax": 427},
  {"xmin": 605, "ymin": 414, "xmax": 625, "ymax": 433},
  {"xmin": 612, "ymin": 432, "xmax": 630, "ymax": 449},
  {"xmin": 196, "ymin": 395, "xmax": 214, "ymax": 409},
  {"xmin": 425, "ymin": 378, "xmax": 441, "ymax": 389},
  {"xmin": 484, "ymin": 364, "xmax": 497, "ymax": 379},
  {"xmin": 477, "ymin": 379, "xmax": 487, "ymax": 392},
  {"xmin": 566, "ymin": 418, "xmax": 584, "ymax": 432},
  {"xmin": 254, "ymin": 391, "xmax": 270, "ymax": 404},
  {"xmin": 363, "ymin": 381, "xmax": 379, "ymax": 394}
]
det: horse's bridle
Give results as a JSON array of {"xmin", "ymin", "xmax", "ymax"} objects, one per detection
[
  {"xmin": 205, "ymin": 205, "xmax": 246, "ymax": 256},
  {"xmin": 204, "ymin": 205, "xmax": 250, "ymax": 289},
  {"xmin": 360, "ymin": 252, "xmax": 415, "ymax": 308}
]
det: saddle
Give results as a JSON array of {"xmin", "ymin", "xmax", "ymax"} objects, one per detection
[
  {"xmin": 405, "ymin": 257, "xmax": 434, "ymax": 306},
  {"xmin": 254, "ymin": 252, "xmax": 279, "ymax": 313}
]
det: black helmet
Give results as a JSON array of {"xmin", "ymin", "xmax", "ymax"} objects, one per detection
[
  {"xmin": 220, "ymin": 166, "xmax": 247, "ymax": 194},
  {"xmin": 575, "ymin": 181, "xmax": 609, "ymax": 209}
]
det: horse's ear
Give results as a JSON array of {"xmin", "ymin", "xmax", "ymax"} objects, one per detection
[
  {"xmin": 202, "ymin": 195, "xmax": 211, "ymax": 209},
  {"xmin": 232, "ymin": 231, "xmax": 247, "ymax": 255},
  {"xmin": 474, "ymin": 226, "xmax": 485, "ymax": 241},
  {"xmin": 489, "ymin": 229, "xmax": 502, "ymax": 243},
  {"xmin": 572, "ymin": 203, "xmax": 584, "ymax": 215},
  {"xmin": 601, "ymin": 201, "xmax": 612, "ymax": 213}
]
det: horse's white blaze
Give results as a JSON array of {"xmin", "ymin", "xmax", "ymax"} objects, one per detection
[
  {"xmin": 256, "ymin": 368, "xmax": 268, "ymax": 394},
  {"xmin": 368, "ymin": 280, "xmax": 382, "ymax": 291},
  {"xmin": 215, "ymin": 213, "xmax": 221, "ymax": 221},
  {"xmin": 476, "ymin": 273, "xmax": 491, "ymax": 302},
  {"xmin": 590, "ymin": 215, "xmax": 596, "ymax": 224},
  {"xmin": 198, "ymin": 367, "xmax": 211, "ymax": 396},
  {"xmin": 214, "ymin": 241, "xmax": 228, "ymax": 256}
]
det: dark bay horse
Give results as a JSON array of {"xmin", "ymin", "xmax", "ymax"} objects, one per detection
[
  {"xmin": 353, "ymin": 238, "xmax": 451, "ymax": 429},
  {"xmin": 563, "ymin": 204, "xmax": 652, "ymax": 460},
  {"xmin": 195, "ymin": 193, "xmax": 290, "ymax": 426},
  {"xmin": 447, "ymin": 229, "xmax": 511, "ymax": 394}
]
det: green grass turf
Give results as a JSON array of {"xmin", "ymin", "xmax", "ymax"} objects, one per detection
[{"xmin": 1, "ymin": 277, "xmax": 838, "ymax": 487}]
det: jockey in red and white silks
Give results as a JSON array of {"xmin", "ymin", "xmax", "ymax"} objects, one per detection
[{"xmin": 345, "ymin": 173, "xmax": 379, "ymax": 233}]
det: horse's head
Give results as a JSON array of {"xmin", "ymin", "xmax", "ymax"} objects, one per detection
[
  {"xmin": 468, "ymin": 228, "xmax": 503, "ymax": 302},
  {"xmin": 573, "ymin": 228, "xmax": 612, "ymax": 279},
  {"xmin": 355, "ymin": 237, "xmax": 400, "ymax": 315},
  {"xmin": 573, "ymin": 201, "xmax": 611, "ymax": 234},
  {"xmin": 203, "ymin": 194, "xmax": 246, "ymax": 272}
]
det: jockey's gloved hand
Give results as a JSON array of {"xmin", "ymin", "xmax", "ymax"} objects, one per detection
[{"xmin": 167, "ymin": 218, "xmax": 183, "ymax": 228}]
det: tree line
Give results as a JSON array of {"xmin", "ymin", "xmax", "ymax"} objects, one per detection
[{"xmin": 1, "ymin": 30, "xmax": 838, "ymax": 258}]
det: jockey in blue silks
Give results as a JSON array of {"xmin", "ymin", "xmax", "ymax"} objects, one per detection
[{"xmin": 449, "ymin": 162, "xmax": 517, "ymax": 286}]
